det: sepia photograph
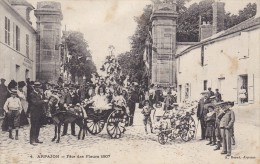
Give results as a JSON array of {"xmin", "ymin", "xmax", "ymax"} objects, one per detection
[{"xmin": 0, "ymin": 0, "xmax": 259, "ymax": 163}]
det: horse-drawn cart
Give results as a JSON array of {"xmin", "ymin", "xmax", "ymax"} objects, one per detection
[{"xmin": 84, "ymin": 105, "xmax": 129, "ymax": 139}]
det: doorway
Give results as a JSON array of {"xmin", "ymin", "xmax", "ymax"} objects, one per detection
[{"xmin": 238, "ymin": 74, "xmax": 248, "ymax": 104}]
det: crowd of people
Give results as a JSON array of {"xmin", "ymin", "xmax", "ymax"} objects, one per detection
[
  {"xmin": 0, "ymin": 54, "xmax": 236, "ymax": 157},
  {"xmin": 197, "ymin": 87, "xmax": 236, "ymax": 157}
]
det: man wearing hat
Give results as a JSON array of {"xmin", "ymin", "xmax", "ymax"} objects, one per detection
[
  {"xmin": 62, "ymin": 86, "xmax": 76, "ymax": 136},
  {"xmin": 4, "ymin": 89, "xmax": 22, "ymax": 140},
  {"xmin": 208, "ymin": 88, "xmax": 215, "ymax": 97},
  {"xmin": 219, "ymin": 101, "xmax": 235, "ymax": 156},
  {"xmin": 29, "ymin": 81, "xmax": 45, "ymax": 145},
  {"xmin": 197, "ymin": 91, "xmax": 211, "ymax": 140},
  {"xmin": 214, "ymin": 101, "xmax": 226, "ymax": 151},
  {"xmin": 0, "ymin": 78, "xmax": 9, "ymax": 117}
]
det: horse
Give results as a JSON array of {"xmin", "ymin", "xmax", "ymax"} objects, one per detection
[{"xmin": 48, "ymin": 97, "xmax": 87, "ymax": 143}]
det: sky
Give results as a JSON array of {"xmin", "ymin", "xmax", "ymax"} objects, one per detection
[{"xmin": 27, "ymin": 0, "xmax": 258, "ymax": 69}]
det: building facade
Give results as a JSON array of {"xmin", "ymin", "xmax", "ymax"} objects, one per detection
[
  {"xmin": 34, "ymin": 1, "xmax": 63, "ymax": 83},
  {"xmin": 147, "ymin": 1, "xmax": 260, "ymax": 109},
  {"xmin": 150, "ymin": 1, "xmax": 178, "ymax": 86},
  {"xmin": 176, "ymin": 3, "xmax": 260, "ymax": 109},
  {"xmin": 0, "ymin": 0, "xmax": 36, "ymax": 83}
]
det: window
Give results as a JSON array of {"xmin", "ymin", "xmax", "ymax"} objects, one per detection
[
  {"xmin": 5, "ymin": 17, "xmax": 10, "ymax": 45},
  {"xmin": 178, "ymin": 57, "xmax": 181, "ymax": 73},
  {"xmin": 26, "ymin": 34, "xmax": 29, "ymax": 57},
  {"xmin": 185, "ymin": 83, "xmax": 191, "ymax": 99},
  {"xmin": 25, "ymin": 69, "xmax": 29, "ymax": 79},
  {"xmin": 203, "ymin": 80, "xmax": 208, "ymax": 91},
  {"xmin": 238, "ymin": 75, "xmax": 248, "ymax": 104},
  {"xmin": 16, "ymin": 65, "xmax": 20, "ymax": 81},
  {"xmin": 201, "ymin": 46, "xmax": 204, "ymax": 66},
  {"xmin": 239, "ymin": 32, "xmax": 249, "ymax": 59},
  {"xmin": 179, "ymin": 85, "xmax": 182, "ymax": 102},
  {"xmin": 13, "ymin": 23, "xmax": 16, "ymax": 48},
  {"xmin": 16, "ymin": 26, "xmax": 20, "ymax": 51}
]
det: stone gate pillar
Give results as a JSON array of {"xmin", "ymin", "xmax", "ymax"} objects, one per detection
[
  {"xmin": 34, "ymin": 2, "xmax": 63, "ymax": 83},
  {"xmin": 151, "ymin": 1, "xmax": 178, "ymax": 86}
]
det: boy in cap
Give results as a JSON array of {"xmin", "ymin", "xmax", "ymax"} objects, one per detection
[
  {"xmin": 219, "ymin": 101, "xmax": 235, "ymax": 156},
  {"xmin": 4, "ymin": 89, "xmax": 22, "ymax": 140}
]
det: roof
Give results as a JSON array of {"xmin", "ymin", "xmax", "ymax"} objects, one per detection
[
  {"xmin": 8, "ymin": 0, "xmax": 34, "ymax": 9},
  {"xmin": 177, "ymin": 16, "xmax": 260, "ymax": 57},
  {"xmin": 219, "ymin": 16, "xmax": 260, "ymax": 37},
  {"xmin": 1, "ymin": 0, "xmax": 36, "ymax": 33}
]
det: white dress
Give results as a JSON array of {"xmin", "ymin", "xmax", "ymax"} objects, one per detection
[
  {"xmin": 92, "ymin": 94, "xmax": 110, "ymax": 110},
  {"xmin": 17, "ymin": 89, "xmax": 28, "ymax": 113}
]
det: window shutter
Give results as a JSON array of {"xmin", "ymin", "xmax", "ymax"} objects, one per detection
[
  {"xmin": 233, "ymin": 76, "xmax": 239, "ymax": 104},
  {"xmin": 248, "ymin": 74, "xmax": 254, "ymax": 104}
]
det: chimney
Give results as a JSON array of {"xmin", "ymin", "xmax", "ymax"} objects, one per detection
[
  {"xmin": 200, "ymin": 21, "xmax": 213, "ymax": 41},
  {"xmin": 212, "ymin": 1, "xmax": 225, "ymax": 34},
  {"xmin": 256, "ymin": 0, "xmax": 260, "ymax": 18},
  {"xmin": 8, "ymin": 0, "xmax": 34, "ymax": 24}
]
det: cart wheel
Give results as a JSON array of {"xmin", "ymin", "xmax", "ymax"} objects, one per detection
[
  {"xmin": 180, "ymin": 116, "xmax": 196, "ymax": 142},
  {"xmin": 158, "ymin": 132, "xmax": 168, "ymax": 145},
  {"xmin": 85, "ymin": 117, "xmax": 105, "ymax": 135},
  {"xmin": 107, "ymin": 110, "xmax": 127, "ymax": 139}
]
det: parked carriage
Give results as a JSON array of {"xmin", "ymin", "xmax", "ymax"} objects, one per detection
[{"xmin": 84, "ymin": 103, "xmax": 129, "ymax": 139}]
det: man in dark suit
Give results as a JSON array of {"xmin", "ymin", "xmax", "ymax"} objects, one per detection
[
  {"xmin": 128, "ymin": 86, "xmax": 139, "ymax": 126},
  {"xmin": 197, "ymin": 91, "xmax": 210, "ymax": 140},
  {"xmin": 208, "ymin": 87, "xmax": 215, "ymax": 97},
  {"xmin": 29, "ymin": 82, "xmax": 45, "ymax": 146},
  {"xmin": 154, "ymin": 85, "xmax": 163, "ymax": 103}
]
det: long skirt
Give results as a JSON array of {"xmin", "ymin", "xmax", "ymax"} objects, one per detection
[
  {"xmin": 205, "ymin": 125, "xmax": 215, "ymax": 137},
  {"xmin": 1, "ymin": 109, "xmax": 29, "ymax": 131}
]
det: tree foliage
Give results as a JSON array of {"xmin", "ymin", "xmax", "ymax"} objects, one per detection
[
  {"xmin": 177, "ymin": 0, "xmax": 214, "ymax": 42},
  {"xmin": 118, "ymin": 0, "xmax": 256, "ymax": 84},
  {"xmin": 225, "ymin": 3, "xmax": 256, "ymax": 30},
  {"xmin": 64, "ymin": 31, "xmax": 97, "ymax": 82}
]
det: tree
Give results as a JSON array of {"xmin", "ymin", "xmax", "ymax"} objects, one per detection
[
  {"xmin": 177, "ymin": 0, "xmax": 214, "ymax": 42},
  {"xmin": 64, "ymin": 31, "xmax": 97, "ymax": 83},
  {"xmin": 225, "ymin": 3, "xmax": 256, "ymax": 29},
  {"xmin": 119, "ymin": 0, "xmax": 189, "ymax": 84},
  {"xmin": 119, "ymin": 0, "xmax": 256, "ymax": 84}
]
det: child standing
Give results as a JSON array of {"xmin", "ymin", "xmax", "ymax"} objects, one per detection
[
  {"xmin": 141, "ymin": 100, "xmax": 153, "ymax": 134},
  {"xmin": 205, "ymin": 106, "xmax": 216, "ymax": 145}
]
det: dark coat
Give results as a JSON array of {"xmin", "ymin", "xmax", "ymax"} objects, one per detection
[
  {"xmin": 29, "ymin": 91, "xmax": 45, "ymax": 121},
  {"xmin": 128, "ymin": 91, "xmax": 139, "ymax": 109},
  {"xmin": 197, "ymin": 97, "xmax": 211, "ymax": 119},
  {"xmin": 0, "ymin": 84, "xmax": 9, "ymax": 109},
  {"xmin": 64, "ymin": 93, "xmax": 72, "ymax": 105},
  {"xmin": 215, "ymin": 92, "xmax": 222, "ymax": 102},
  {"xmin": 154, "ymin": 89, "xmax": 163, "ymax": 103}
]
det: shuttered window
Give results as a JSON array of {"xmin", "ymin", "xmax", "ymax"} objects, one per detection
[
  {"xmin": 5, "ymin": 17, "xmax": 10, "ymax": 45},
  {"xmin": 26, "ymin": 34, "xmax": 29, "ymax": 57},
  {"xmin": 16, "ymin": 26, "xmax": 20, "ymax": 51}
]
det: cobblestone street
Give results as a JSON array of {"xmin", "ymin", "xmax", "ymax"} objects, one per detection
[{"xmin": 0, "ymin": 108, "xmax": 259, "ymax": 164}]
